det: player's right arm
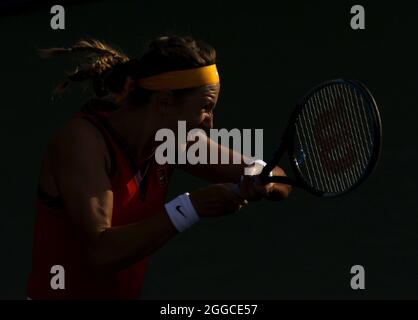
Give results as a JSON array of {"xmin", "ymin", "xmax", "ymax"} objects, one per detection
[{"xmin": 48, "ymin": 119, "xmax": 245, "ymax": 273}]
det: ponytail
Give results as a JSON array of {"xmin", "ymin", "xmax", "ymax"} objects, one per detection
[{"xmin": 39, "ymin": 39, "xmax": 129, "ymax": 97}]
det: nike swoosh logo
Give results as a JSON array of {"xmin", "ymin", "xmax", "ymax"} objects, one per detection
[{"xmin": 176, "ymin": 205, "xmax": 186, "ymax": 217}]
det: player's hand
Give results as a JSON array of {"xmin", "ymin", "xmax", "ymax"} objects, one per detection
[
  {"xmin": 239, "ymin": 166, "xmax": 292, "ymax": 201},
  {"xmin": 189, "ymin": 184, "xmax": 248, "ymax": 218}
]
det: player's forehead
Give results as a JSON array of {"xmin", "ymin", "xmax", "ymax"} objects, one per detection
[{"xmin": 190, "ymin": 83, "xmax": 220, "ymax": 100}]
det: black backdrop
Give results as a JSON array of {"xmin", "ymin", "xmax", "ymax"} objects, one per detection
[{"xmin": 1, "ymin": 0, "xmax": 417, "ymax": 299}]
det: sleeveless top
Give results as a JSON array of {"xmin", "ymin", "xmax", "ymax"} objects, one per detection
[{"xmin": 27, "ymin": 98, "xmax": 171, "ymax": 299}]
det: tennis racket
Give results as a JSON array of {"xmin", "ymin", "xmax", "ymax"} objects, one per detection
[{"xmin": 248, "ymin": 79, "xmax": 382, "ymax": 198}]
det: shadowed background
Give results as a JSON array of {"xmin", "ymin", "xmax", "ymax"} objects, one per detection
[{"xmin": 1, "ymin": 0, "xmax": 417, "ymax": 299}]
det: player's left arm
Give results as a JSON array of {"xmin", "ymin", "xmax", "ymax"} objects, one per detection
[
  {"xmin": 177, "ymin": 134, "xmax": 248, "ymax": 183},
  {"xmin": 177, "ymin": 135, "xmax": 292, "ymax": 200}
]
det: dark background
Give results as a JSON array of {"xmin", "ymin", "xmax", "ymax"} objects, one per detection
[{"xmin": 1, "ymin": 0, "xmax": 417, "ymax": 299}]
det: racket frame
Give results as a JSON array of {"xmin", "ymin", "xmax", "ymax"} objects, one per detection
[{"xmin": 261, "ymin": 79, "xmax": 382, "ymax": 198}]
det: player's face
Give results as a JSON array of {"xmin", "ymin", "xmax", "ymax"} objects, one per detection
[{"xmin": 174, "ymin": 83, "xmax": 220, "ymax": 132}]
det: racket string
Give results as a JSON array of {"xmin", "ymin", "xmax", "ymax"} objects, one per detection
[
  {"xmin": 297, "ymin": 113, "xmax": 326, "ymax": 191},
  {"xmin": 326, "ymin": 85, "xmax": 359, "ymax": 189},
  {"xmin": 304, "ymin": 97, "xmax": 337, "ymax": 191},
  {"xmin": 315, "ymin": 89, "xmax": 351, "ymax": 192},
  {"xmin": 330, "ymin": 85, "xmax": 363, "ymax": 187},
  {"xmin": 318, "ymin": 88, "xmax": 352, "ymax": 191},
  {"xmin": 348, "ymin": 86, "xmax": 374, "ymax": 152},
  {"xmin": 299, "ymin": 94, "xmax": 338, "ymax": 192},
  {"xmin": 343, "ymin": 85, "xmax": 372, "ymax": 171}
]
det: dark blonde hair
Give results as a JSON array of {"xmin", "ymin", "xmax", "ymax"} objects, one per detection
[{"xmin": 40, "ymin": 35, "xmax": 217, "ymax": 105}]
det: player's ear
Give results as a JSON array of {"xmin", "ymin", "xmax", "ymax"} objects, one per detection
[{"xmin": 112, "ymin": 76, "xmax": 136, "ymax": 103}]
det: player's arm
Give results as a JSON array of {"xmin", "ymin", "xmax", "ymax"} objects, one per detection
[
  {"xmin": 178, "ymin": 134, "xmax": 291, "ymax": 200},
  {"xmin": 50, "ymin": 119, "xmax": 244, "ymax": 274},
  {"xmin": 49, "ymin": 119, "xmax": 179, "ymax": 273},
  {"xmin": 178, "ymin": 134, "xmax": 249, "ymax": 183}
]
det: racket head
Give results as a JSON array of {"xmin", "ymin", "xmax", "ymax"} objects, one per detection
[{"xmin": 285, "ymin": 79, "xmax": 382, "ymax": 197}]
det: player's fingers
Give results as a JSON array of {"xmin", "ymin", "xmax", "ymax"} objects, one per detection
[
  {"xmin": 265, "ymin": 182, "xmax": 292, "ymax": 200},
  {"xmin": 223, "ymin": 183, "xmax": 249, "ymax": 211},
  {"xmin": 240, "ymin": 176, "xmax": 263, "ymax": 200}
]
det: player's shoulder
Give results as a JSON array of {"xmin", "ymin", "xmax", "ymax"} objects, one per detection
[
  {"xmin": 55, "ymin": 117, "xmax": 103, "ymax": 145},
  {"xmin": 49, "ymin": 116, "xmax": 108, "ymax": 161}
]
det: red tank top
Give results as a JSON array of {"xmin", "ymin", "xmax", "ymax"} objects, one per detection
[{"xmin": 27, "ymin": 99, "xmax": 171, "ymax": 299}]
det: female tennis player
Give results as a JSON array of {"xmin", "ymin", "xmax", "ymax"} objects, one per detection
[{"xmin": 27, "ymin": 35, "xmax": 291, "ymax": 299}]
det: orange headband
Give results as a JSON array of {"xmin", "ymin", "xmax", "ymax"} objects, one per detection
[{"xmin": 137, "ymin": 64, "xmax": 220, "ymax": 90}]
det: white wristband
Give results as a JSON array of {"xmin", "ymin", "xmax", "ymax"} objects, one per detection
[
  {"xmin": 232, "ymin": 159, "xmax": 273, "ymax": 195},
  {"xmin": 164, "ymin": 193, "xmax": 200, "ymax": 232},
  {"xmin": 244, "ymin": 159, "xmax": 271, "ymax": 176},
  {"xmin": 253, "ymin": 159, "xmax": 267, "ymax": 167}
]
